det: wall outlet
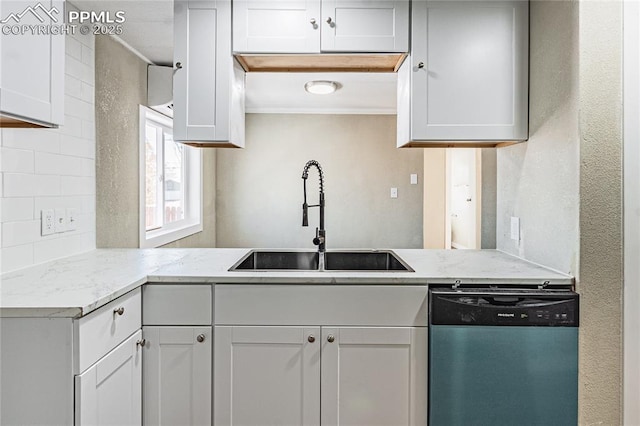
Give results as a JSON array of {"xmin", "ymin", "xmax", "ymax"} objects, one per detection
[
  {"xmin": 510, "ymin": 216, "xmax": 520, "ymax": 241},
  {"xmin": 410, "ymin": 174, "xmax": 418, "ymax": 185},
  {"xmin": 41, "ymin": 209, "xmax": 55, "ymax": 236},
  {"xmin": 390, "ymin": 187, "xmax": 398, "ymax": 198},
  {"xmin": 66, "ymin": 208, "xmax": 78, "ymax": 231},
  {"xmin": 54, "ymin": 208, "xmax": 67, "ymax": 233}
]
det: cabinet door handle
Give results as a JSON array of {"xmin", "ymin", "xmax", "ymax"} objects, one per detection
[
  {"xmin": 417, "ymin": 62, "xmax": 425, "ymax": 69},
  {"xmin": 308, "ymin": 335, "xmax": 316, "ymax": 343},
  {"xmin": 326, "ymin": 17, "xmax": 335, "ymax": 27},
  {"xmin": 113, "ymin": 307, "xmax": 125, "ymax": 316},
  {"xmin": 327, "ymin": 334, "xmax": 335, "ymax": 343},
  {"xmin": 197, "ymin": 334, "xmax": 206, "ymax": 343},
  {"xmin": 175, "ymin": 62, "xmax": 183, "ymax": 69},
  {"xmin": 136, "ymin": 339, "xmax": 146, "ymax": 348}
]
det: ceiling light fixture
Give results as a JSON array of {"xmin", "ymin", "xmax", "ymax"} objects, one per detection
[{"xmin": 304, "ymin": 80, "xmax": 339, "ymax": 95}]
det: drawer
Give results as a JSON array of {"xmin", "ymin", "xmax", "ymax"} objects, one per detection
[
  {"xmin": 215, "ymin": 285, "xmax": 428, "ymax": 327},
  {"xmin": 75, "ymin": 288, "xmax": 141, "ymax": 374},
  {"xmin": 143, "ymin": 284, "xmax": 212, "ymax": 326}
]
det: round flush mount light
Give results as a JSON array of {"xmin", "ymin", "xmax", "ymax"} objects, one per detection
[{"xmin": 304, "ymin": 80, "xmax": 339, "ymax": 95}]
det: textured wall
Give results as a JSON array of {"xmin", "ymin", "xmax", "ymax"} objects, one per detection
[
  {"xmin": 480, "ymin": 149, "xmax": 496, "ymax": 249},
  {"xmin": 578, "ymin": 1, "xmax": 623, "ymax": 423},
  {"xmin": 497, "ymin": 0, "xmax": 579, "ymax": 275},
  {"xmin": 216, "ymin": 114, "xmax": 423, "ymax": 249},
  {"xmin": 95, "ymin": 36, "xmax": 146, "ymax": 248},
  {"xmin": 0, "ymin": 26, "xmax": 96, "ymax": 272},
  {"xmin": 95, "ymin": 36, "xmax": 216, "ymax": 248}
]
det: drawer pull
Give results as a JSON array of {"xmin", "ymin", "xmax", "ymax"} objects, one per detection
[
  {"xmin": 113, "ymin": 307, "xmax": 125, "ymax": 316},
  {"xmin": 136, "ymin": 339, "xmax": 146, "ymax": 348},
  {"xmin": 197, "ymin": 334, "xmax": 206, "ymax": 343},
  {"xmin": 308, "ymin": 335, "xmax": 316, "ymax": 343},
  {"xmin": 327, "ymin": 334, "xmax": 335, "ymax": 343}
]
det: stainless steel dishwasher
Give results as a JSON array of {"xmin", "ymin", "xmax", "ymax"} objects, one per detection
[{"xmin": 429, "ymin": 287, "xmax": 579, "ymax": 426}]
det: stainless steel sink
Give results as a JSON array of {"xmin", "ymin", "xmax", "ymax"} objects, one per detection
[
  {"xmin": 324, "ymin": 250, "xmax": 414, "ymax": 272},
  {"xmin": 230, "ymin": 250, "xmax": 319, "ymax": 271},
  {"xmin": 229, "ymin": 250, "xmax": 413, "ymax": 272}
]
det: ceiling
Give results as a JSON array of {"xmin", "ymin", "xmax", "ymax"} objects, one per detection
[{"xmin": 73, "ymin": 0, "xmax": 397, "ymax": 113}]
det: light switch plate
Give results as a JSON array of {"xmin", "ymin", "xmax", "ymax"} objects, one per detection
[
  {"xmin": 410, "ymin": 174, "xmax": 418, "ymax": 185},
  {"xmin": 54, "ymin": 208, "xmax": 67, "ymax": 233},
  {"xmin": 66, "ymin": 208, "xmax": 78, "ymax": 231},
  {"xmin": 391, "ymin": 187, "xmax": 398, "ymax": 198},
  {"xmin": 510, "ymin": 217, "xmax": 520, "ymax": 241}
]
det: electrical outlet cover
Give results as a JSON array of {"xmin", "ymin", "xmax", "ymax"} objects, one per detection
[
  {"xmin": 54, "ymin": 208, "xmax": 67, "ymax": 233},
  {"xmin": 510, "ymin": 217, "xmax": 520, "ymax": 241},
  {"xmin": 41, "ymin": 209, "xmax": 55, "ymax": 236}
]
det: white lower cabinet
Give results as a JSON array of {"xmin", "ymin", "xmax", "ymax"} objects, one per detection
[
  {"xmin": 215, "ymin": 326, "xmax": 321, "ymax": 426},
  {"xmin": 214, "ymin": 325, "xmax": 427, "ymax": 426},
  {"xmin": 321, "ymin": 327, "xmax": 427, "ymax": 426},
  {"xmin": 143, "ymin": 326, "xmax": 212, "ymax": 426},
  {"xmin": 75, "ymin": 330, "xmax": 143, "ymax": 426}
]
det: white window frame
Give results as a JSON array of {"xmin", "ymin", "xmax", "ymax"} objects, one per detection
[{"xmin": 139, "ymin": 106, "xmax": 203, "ymax": 248}]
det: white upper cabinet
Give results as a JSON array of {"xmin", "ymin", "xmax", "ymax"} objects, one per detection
[
  {"xmin": 0, "ymin": 0, "xmax": 64, "ymax": 127},
  {"xmin": 233, "ymin": 0, "xmax": 321, "ymax": 53},
  {"xmin": 233, "ymin": 0, "xmax": 409, "ymax": 53},
  {"xmin": 320, "ymin": 0, "xmax": 409, "ymax": 52},
  {"xmin": 398, "ymin": 0, "xmax": 529, "ymax": 146},
  {"xmin": 173, "ymin": 0, "xmax": 245, "ymax": 147}
]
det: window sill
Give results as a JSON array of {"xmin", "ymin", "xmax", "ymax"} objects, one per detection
[{"xmin": 140, "ymin": 222, "xmax": 203, "ymax": 248}]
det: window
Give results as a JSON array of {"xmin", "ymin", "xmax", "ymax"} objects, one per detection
[{"xmin": 139, "ymin": 106, "xmax": 202, "ymax": 248}]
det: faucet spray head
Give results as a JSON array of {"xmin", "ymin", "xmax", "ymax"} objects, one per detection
[{"xmin": 302, "ymin": 203, "xmax": 309, "ymax": 227}]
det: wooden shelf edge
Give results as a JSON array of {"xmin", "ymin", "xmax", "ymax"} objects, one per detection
[
  {"xmin": 235, "ymin": 53, "xmax": 408, "ymax": 73},
  {"xmin": 0, "ymin": 114, "xmax": 54, "ymax": 128}
]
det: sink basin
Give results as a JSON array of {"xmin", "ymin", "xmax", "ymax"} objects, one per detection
[
  {"xmin": 324, "ymin": 250, "xmax": 414, "ymax": 272},
  {"xmin": 230, "ymin": 250, "xmax": 319, "ymax": 271},
  {"xmin": 229, "ymin": 250, "xmax": 413, "ymax": 272}
]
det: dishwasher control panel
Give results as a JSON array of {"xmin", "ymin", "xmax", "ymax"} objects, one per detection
[{"xmin": 429, "ymin": 288, "xmax": 579, "ymax": 327}]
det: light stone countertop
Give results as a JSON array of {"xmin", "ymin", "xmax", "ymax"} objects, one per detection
[{"xmin": 0, "ymin": 248, "xmax": 573, "ymax": 318}]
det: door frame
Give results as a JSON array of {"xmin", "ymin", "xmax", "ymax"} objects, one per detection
[
  {"xmin": 624, "ymin": 2, "xmax": 640, "ymax": 424},
  {"xmin": 445, "ymin": 148, "xmax": 482, "ymax": 250}
]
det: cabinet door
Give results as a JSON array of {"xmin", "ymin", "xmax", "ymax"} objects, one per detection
[
  {"xmin": 410, "ymin": 0, "xmax": 528, "ymax": 141},
  {"xmin": 233, "ymin": 0, "xmax": 321, "ymax": 53},
  {"xmin": 321, "ymin": 0, "xmax": 409, "ymax": 52},
  {"xmin": 321, "ymin": 327, "xmax": 427, "ymax": 426},
  {"xmin": 143, "ymin": 326, "xmax": 212, "ymax": 426},
  {"xmin": 214, "ymin": 326, "xmax": 321, "ymax": 426},
  {"xmin": 173, "ymin": 0, "xmax": 244, "ymax": 146},
  {"xmin": 0, "ymin": 0, "xmax": 64, "ymax": 126},
  {"xmin": 75, "ymin": 330, "xmax": 143, "ymax": 426}
]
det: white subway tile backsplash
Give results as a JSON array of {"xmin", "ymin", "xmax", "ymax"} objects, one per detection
[
  {"xmin": 1, "ymin": 128, "xmax": 61, "ymax": 153},
  {"xmin": 60, "ymin": 135, "xmax": 94, "ymax": 159},
  {"xmin": 61, "ymin": 176, "xmax": 93, "ymax": 195},
  {"xmin": 1, "ymin": 198, "xmax": 34, "ymax": 222},
  {"xmin": 1, "ymin": 244, "xmax": 34, "ymax": 272},
  {"xmin": 35, "ymin": 152, "xmax": 84, "ymax": 176},
  {"xmin": 34, "ymin": 175, "xmax": 61, "ymax": 196},
  {"xmin": 66, "ymin": 36, "xmax": 82, "ymax": 61},
  {"xmin": 0, "ymin": 148, "xmax": 34, "ymax": 173},
  {"xmin": 3, "ymin": 173, "xmax": 36, "ymax": 197},
  {"xmin": 65, "ymin": 74, "xmax": 83, "ymax": 100},
  {"xmin": 1, "ymin": 33, "xmax": 95, "ymax": 273},
  {"xmin": 2, "ymin": 220, "xmax": 41, "ymax": 247},
  {"xmin": 81, "ymin": 44, "xmax": 94, "ymax": 67},
  {"xmin": 65, "ymin": 95, "xmax": 94, "ymax": 122}
]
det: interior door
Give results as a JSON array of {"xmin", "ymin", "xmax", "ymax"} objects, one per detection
[
  {"xmin": 143, "ymin": 326, "xmax": 212, "ymax": 426},
  {"xmin": 214, "ymin": 326, "xmax": 321, "ymax": 426},
  {"xmin": 320, "ymin": 0, "xmax": 409, "ymax": 52},
  {"xmin": 448, "ymin": 148, "xmax": 480, "ymax": 249},
  {"xmin": 320, "ymin": 327, "xmax": 427, "ymax": 426},
  {"xmin": 75, "ymin": 330, "xmax": 142, "ymax": 426}
]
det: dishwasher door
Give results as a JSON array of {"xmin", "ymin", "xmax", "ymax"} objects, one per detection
[{"xmin": 428, "ymin": 288, "xmax": 579, "ymax": 426}]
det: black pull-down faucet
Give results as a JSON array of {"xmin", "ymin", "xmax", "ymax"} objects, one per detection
[{"xmin": 302, "ymin": 160, "xmax": 326, "ymax": 266}]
